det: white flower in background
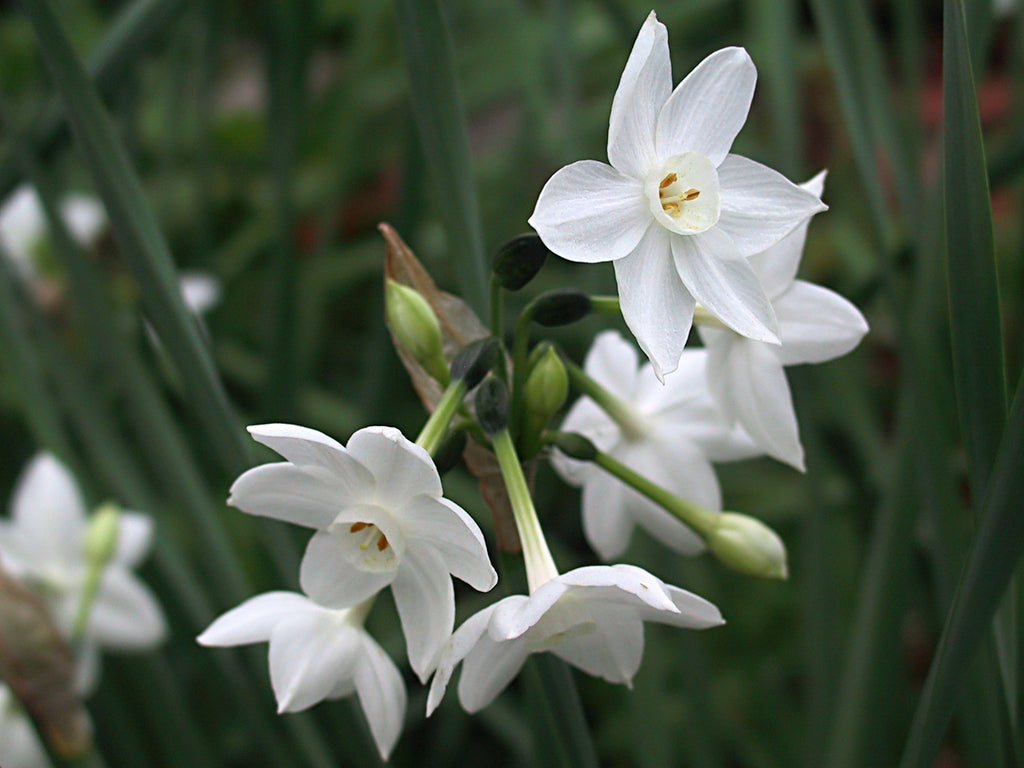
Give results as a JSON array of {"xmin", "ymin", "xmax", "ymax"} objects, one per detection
[
  {"xmin": 229, "ymin": 424, "xmax": 498, "ymax": 681},
  {"xmin": 552, "ymin": 331, "xmax": 758, "ymax": 560},
  {"xmin": 0, "ymin": 454, "xmax": 166, "ymax": 694},
  {"xmin": 0, "ymin": 185, "xmax": 106, "ymax": 281},
  {"xmin": 529, "ymin": 11, "xmax": 825, "ymax": 380},
  {"xmin": 198, "ymin": 592, "xmax": 405, "ymax": 761},
  {"xmin": 178, "ymin": 270, "xmax": 222, "ymax": 316},
  {"xmin": 427, "ymin": 563, "xmax": 723, "ymax": 714},
  {"xmin": 0, "ymin": 684, "xmax": 52, "ymax": 768},
  {"xmin": 698, "ymin": 172, "xmax": 869, "ymax": 470}
]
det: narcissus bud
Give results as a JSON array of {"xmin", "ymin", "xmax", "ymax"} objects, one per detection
[
  {"xmin": 492, "ymin": 233, "xmax": 549, "ymax": 291},
  {"xmin": 529, "ymin": 290, "xmax": 592, "ymax": 327},
  {"xmin": 450, "ymin": 337, "xmax": 501, "ymax": 390},
  {"xmin": 519, "ymin": 346, "xmax": 569, "ymax": 458},
  {"xmin": 475, "ymin": 377, "xmax": 510, "ymax": 435},
  {"xmin": 385, "ymin": 279, "xmax": 449, "ymax": 384},
  {"xmin": 706, "ymin": 513, "xmax": 788, "ymax": 580},
  {"xmin": 84, "ymin": 502, "xmax": 121, "ymax": 572}
]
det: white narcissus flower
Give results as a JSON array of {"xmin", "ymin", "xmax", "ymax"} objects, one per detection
[
  {"xmin": 0, "ymin": 454, "xmax": 167, "ymax": 694},
  {"xmin": 426, "ymin": 564, "xmax": 723, "ymax": 714},
  {"xmin": 229, "ymin": 424, "xmax": 498, "ymax": 682},
  {"xmin": 198, "ymin": 592, "xmax": 405, "ymax": 761},
  {"xmin": 0, "ymin": 185, "xmax": 107, "ymax": 281},
  {"xmin": 698, "ymin": 172, "xmax": 869, "ymax": 470},
  {"xmin": 0, "ymin": 684, "xmax": 52, "ymax": 768},
  {"xmin": 529, "ymin": 11, "xmax": 826, "ymax": 380},
  {"xmin": 552, "ymin": 331, "xmax": 758, "ymax": 561}
]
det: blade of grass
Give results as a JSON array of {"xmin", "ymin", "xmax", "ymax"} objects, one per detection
[
  {"xmin": 899, "ymin": 363, "xmax": 1024, "ymax": 768},
  {"xmin": 262, "ymin": 0, "xmax": 309, "ymax": 419},
  {"xmin": 16, "ymin": 0, "xmax": 250, "ymax": 476},
  {"xmin": 394, "ymin": 0, "xmax": 488, "ymax": 314},
  {"xmin": 944, "ymin": 0, "xmax": 1008, "ymax": 500}
]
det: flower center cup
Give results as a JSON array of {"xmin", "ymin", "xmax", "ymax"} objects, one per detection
[
  {"xmin": 645, "ymin": 151, "xmax": 720, "ymax": 235},
  {"xmin": 329, "ymin": 513, "xmax": 400, "ymax": 574}
]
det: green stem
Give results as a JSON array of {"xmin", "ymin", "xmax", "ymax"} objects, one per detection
[
  {"xmin": 589, "ymin": 295, "xmax": 621, "ymax": 315},
  {"xmin": 415, "ymin": 378, "xmax": 467, "ymax": 455},
  {"xmin": 491, "ymin": 429, "xmax": 558, "ymax": 593},
  {"xmin": 563, "ymin": 359, "xmax": 650, "ymax": 442}
]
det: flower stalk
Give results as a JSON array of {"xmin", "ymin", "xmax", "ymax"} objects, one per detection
[
  {"xmin": 564, "ymin": 358, "xmax": 650, "ymax": 442},
  {"xmin": 414, "ymin": 378, "xmax": 467, "ymax": 456}
]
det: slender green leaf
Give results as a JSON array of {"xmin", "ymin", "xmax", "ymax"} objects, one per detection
[
  {"xmin": 395, "ymin": 0, "xmax": 488, "ymax": 314},
  {"xmin": 17, "ymin": 0, "xmax": 250, "ymax": 475},
  {"xmin": 899, "ymin": 364, "xmax": 1024, "ymax": 768},
  {"xmin": 943, "ymin": 0, "xmax": 1007, "ymax": 504}
]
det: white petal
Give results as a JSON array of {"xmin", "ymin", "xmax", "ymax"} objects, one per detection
[
  {"xmin": 299, "ymin": 530, "xmax": 395, "ymax": 608},
  {"xmin": 0, "ymin": 685, "xmax": 52, "ymax": 768},
  {"xmin": 529, "ymin": 160, "xmax": 650, "ymax": 264},
  {"xmin": 179, "ymin": 271, "xmax": 221, "ymax": 315},
  {"xmin": 197, "ymin": 591, "xmax": 312, "ymax": 646},
  {"xmin": 560, "ymin": 564, "xmax": 678, "ymax": 611},
  {"xmin": 113, "ymin": 512, "xmax": 153, "ymax": 568},
  {"xmin": 427, "ymin": 603, "xmax": 500, "ymax": 715},
  {"xmin": 640, "ymin": 584, "xmax": 725, "ymax": 629},
  {"xmin": 582, "ymin": 330, "xmax": 641, "ymax": 400},
  {"xmin": 716, "ymin": 155, "xmax": 827, "ymax": 257},
  {"xmin": 269, "ymin": 609, "xmax": 361, "ymax": 712},
  {"xmin": 552, "ymin": 608, "xmax": 644, "ymax": 685},
  {"xmin": 775, "ymin": 281, "xmax": 868, "ymax": 365},
  {"xmin": 615, "ymin": 224, "xmax": 696, "ymax": 380},
  {"xmin": 247, "ymin": 424, "xmax": 375, "ymax": 490},
  {"xmin": 89, "ymin": 568, "xmax": 166, "ymax": 649},
  {"xmin": 457, "ymin": 630, "xmax": 531, "ymax": 713},
  {"xmin": 617, "ymin": 440, "xmax": 714, "ymax": 554},
  {"xmin": 607, "ymin": 11, "xmax": 671, "ymax": 178},
  {"xmin": 10, "ymin": 453, "xmax": 88, "ymax": 565},
  {"xmin": 60, "ymin": 194, "xmax": 107, "ymax": 246},
  {"xmin": 581, "ymin": 468, "xmax": 634, "ymax": 561},
  {"xmin": 655, "ymin": 47, "xmax": 757, "ymax": 167},
  {"xmin": 489, "ymin": 585, "xmax": 568, "ymax": 641},
  {"xmin": 353, "ymin": 634, "xmax": 407, "ymax": 760},
  {"xmin": 346, "ymin": 426, "xmax": 442, "ymax": 505},
  {"xmin": 401, "ymin": 496, "xmax": 497, "ymax": 592},
  {"xmin": 74, "ymin": 640, "xmax": 102, "ymax": 697},
  {"xmin": 392, "ymin": 546, "xmax": 455, "ymax": 682},
  {"xmin": 704, "ymin": 333, "xmax": 805, "ymax": 470},
  {"xmin": 228, "ymin": 463, "xmax": 340, "ymax": 529},
  {"xmin": 672, "ymin": 229, "xmax": 779, "ymax": 343}
]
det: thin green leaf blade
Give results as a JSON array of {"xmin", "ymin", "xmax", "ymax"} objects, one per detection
[
  {"xmin": 395, "ymin": 0, "xmax": 488, "ymax": 314},
  {"xmin": 944, "ymin": 0, "xmax": 1007, "ymax": 500},
  {"xmin": 900, "ymin": 365, "xmax": 1024, "ymax": 768}
]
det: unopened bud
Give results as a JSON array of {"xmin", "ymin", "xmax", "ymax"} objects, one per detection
[
  {"xmin": 84, "ymin": 502, "xmax": 121, "ymax": 571},
  {"xmin": 706, "ymin": 513, "xmax": 788, "ymax": 580},
  {"xmin": 433, "ymin": 430, "xmax": 468, "ymax": 474},
  {"xmin": 450, "ymin": 337, "xmax": 500, "ymax": 390},
  {"xmin": 492, "ymin": 233, "xmax": 549, "ymax": 291},
  {"xmin": 548, "ymin": 431, "xmax": 598, "ymax": 462},
  {"xmin": 529, "ymin": 290, "xmax": 592, "ymax": 327},
  {"xmin": 385, "ymin": 279, "xmax": 449, "ymax": 384},
  {"xmin": 520, "ymin": 346, "xmax": 569, "ymax": 458},
  {"xmin": 475, "ymin": 377, "xmax": 509, "ymax": 435}
]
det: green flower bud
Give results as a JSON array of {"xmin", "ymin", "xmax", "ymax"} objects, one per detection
[
  {"xmin": 84, "ymin": 502, "xmax": 122, "ymax": 571},
  {"xmin": 492, "ymin": 233, "xmax": 549, "ymax": 291},
  {"xmin": 529, "ymin": 290, "xmax": 592, "ymax": 327},
  {"xmin": 385, "ymin": 279, "xmax": 449, "ymax": 384},
  {"xmin": 520, "ymin": 346, "xmax": 569, "ymax": 458},
  {"xmin": 706, "ymin": 513, "xmax": 788, "ymax": 580}
]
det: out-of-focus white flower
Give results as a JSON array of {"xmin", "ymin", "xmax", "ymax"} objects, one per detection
[
  {"xmin": 0, "ymin": 454, "xmax": 166, "ymax": 693},
  {"xmin": 698, "ymin": 172, "xmax": 868, "ymax": 470},
  {"xmin": 178, "ymin": 271, "xmax": 221, "ymax": 316},
  {"xmin": 198, "ymin": 592, "xmax": 404, "ymax": 761},
  {"xmin": 552, "ymin": 331, "xmax": 757, "ymax": 560},
  {"xmin": 427, "ymin": 563, "xmax": 723, "ymax": 714},
  {"xmin": 230, "ymin": 424, "xmax": 498, "ymax": 681},
  {"xmin": 529, "ymin": 12, "xmax": 825, "ymax": 380},
  {"xmin": 0, "ymin": 684, "xmax": 52, "ymax": 768},
  {"xmin": 0, "ymin": 185, "xmax": 106, "ymax": 281}
]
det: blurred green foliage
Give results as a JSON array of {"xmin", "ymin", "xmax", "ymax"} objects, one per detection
[{"xmin": 1, "ymin": 0, "xmax": 1023, "ymax": 766}]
